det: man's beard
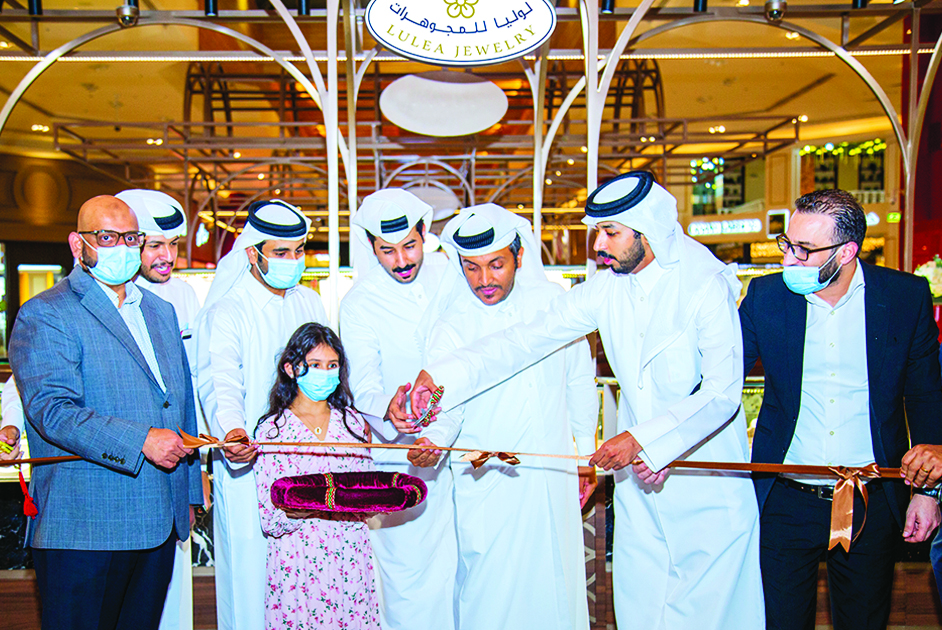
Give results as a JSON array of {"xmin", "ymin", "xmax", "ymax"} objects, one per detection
[
  {"xmin": 817, "ymin": 252, "xmax": 842, "ymax": 286},
  {"xmin": 139, "ymin": 262, "xmax": 172, "ymax": 284},
  {"xmin": 80, "ymin": 244, "xmax": 96, "ymax": 272},
  {"xmin": 601, "ymin": 238, "xmax": 645, "ymax": 275}
]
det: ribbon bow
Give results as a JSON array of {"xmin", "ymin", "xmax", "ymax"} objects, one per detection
[
  {"xmin": 827, "ymin": 463, "xmax": 881, "ymax": 552},
  {"xmin": 178, "ymin": 429, "xmax": 250, "ymax": 450},
  {"xmin": 459, "ymin": 451, "xmax": 521, "ymax": 470}
]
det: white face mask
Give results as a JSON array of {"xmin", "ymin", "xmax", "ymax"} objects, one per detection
[
  {"xmin": 782, "ymin": 246, "xmax": 843, "ymax": 295},
  {"xmin": 81, "ymin": 236, "xmax": 142, "ymax": 285},
  {"xmin": 255, "ymin": 251, "xmax": 305, "ymax": 289}
]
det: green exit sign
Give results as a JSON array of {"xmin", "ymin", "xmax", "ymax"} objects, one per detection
[{"xmin": 887, "ymin": 212, "xmax": 901, "ymax": 223}]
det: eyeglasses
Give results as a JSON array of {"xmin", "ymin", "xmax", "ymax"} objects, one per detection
[
  {"xmin": 79, "ymin": 230, "xmax": 145, "ymax": 248},
  {"xmin": 776, "ymin": 234, "xmax": 848, "ymax": 262}
]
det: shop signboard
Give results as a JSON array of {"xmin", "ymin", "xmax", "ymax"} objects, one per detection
[
  {"xmin": 365, "ymin": 0, "xmax": 557, "ymax": 67},
  {"xmin": 687, "ymin": 218, "xmax": 763, "ymax": 238}
]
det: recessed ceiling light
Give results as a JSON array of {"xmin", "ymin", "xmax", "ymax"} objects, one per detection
[
  {"xmin": 257, "ymin": 173, "xmax": 265, "ymax": 180},
  {"xmin": 30, "ymin": 124, "xmax": 49, "ymax": 133},
  {"xmin": 0, "ymin": 42, "xmax": 10, "ymax": 49},
  {"xmin": 786, "ymin": 32, "xmax": 801, "ymax": 40},
  {"xmin": 567, "ymin": 158, "xmax": 574, "ymax": 165},
  {"xmin": 233, "ymin": 151, "xmax": 241, "ymax": 159}
]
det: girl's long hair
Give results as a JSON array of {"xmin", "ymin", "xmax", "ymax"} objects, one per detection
[{"xmin": 256, "ymin": 322, "xmax": 367, "ymax": 443}]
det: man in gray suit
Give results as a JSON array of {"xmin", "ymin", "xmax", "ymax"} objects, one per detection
[{"xmin": 9, "ymin": 195, "xmax": 203, "ymax": 630}]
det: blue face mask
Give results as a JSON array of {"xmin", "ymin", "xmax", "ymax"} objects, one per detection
[
  {"xmin": 782, "ymin": 247, "xmax": 842, "ymax": 295},
  {"xmin": 296, "ymin": 366, "xmax": 340, "ymax": 402},
  {"xmin": 81, "ymin": 237, "xmax": 141, "ymax": 285},
  {"xmin": 256, "ymin": 251, "xmax": 305, "ymax": 290}
]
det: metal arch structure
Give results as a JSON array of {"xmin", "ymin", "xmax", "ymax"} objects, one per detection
[
  {"xmin": 569, "ymin": 3, "xmax": 941, "ymax": 273},
  {"xmin": 189, "ymin": 158, "xmax": 334, "ymax": 257},
  {"xmin": 0, "ymin": 18, "xmax": 331, "ymax": 142},
  {"xmin": 624, "ymin": 13, "xmax": 908, "ymax": 174},
  {"xmin": 383, "ymin": 158, "xmax": 476, "ymax": 203},
  {"xmin": 2, "ymin": 4, "xmax": 939, "ymax": 277},
  {"xmin": 0, "ymin": 16, "xmax": 340, "ymax": 278},
  {"xmin": 0, "ymin": 10, "xmax": 353, "ymax": 319}
]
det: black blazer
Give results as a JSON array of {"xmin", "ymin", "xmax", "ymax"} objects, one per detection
[{"xmin": 740, "ymin": 261, "xmax": 942, "ymax": 527}]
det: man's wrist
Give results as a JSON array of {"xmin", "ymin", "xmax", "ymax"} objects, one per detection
[{"xmin": 914, "ymin": 486, "xmax": 942, "ymax": 501}]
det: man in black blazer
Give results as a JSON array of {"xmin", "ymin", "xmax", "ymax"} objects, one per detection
[{"xmin": 740, "ymin": 189, "xmax": 942, "ymax": 630}]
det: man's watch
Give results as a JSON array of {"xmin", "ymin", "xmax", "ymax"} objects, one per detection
[{"xmin": 914, "ymin": 486, "xmax": 942, "ymax": 501}]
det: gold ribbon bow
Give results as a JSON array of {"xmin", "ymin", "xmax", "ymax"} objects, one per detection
[
  {"xmin": 178, "ymin": 429, "xmax": 250, "ymax": 450},
  {"xmin": 459, "ymin": 451, "xmax": 522, "ymax": 470},
  {"xmin": 827, "ymin": 463, "xmax": 881, "ymax": 552}
]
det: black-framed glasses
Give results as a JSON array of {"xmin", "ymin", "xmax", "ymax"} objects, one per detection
[
  {"xmin": 79, "ymin": 230, "xmax": 145, "ymax": 248},
  {"xmin": 776, "ymin": 234, "xmax": 848, "ymax": 262}
]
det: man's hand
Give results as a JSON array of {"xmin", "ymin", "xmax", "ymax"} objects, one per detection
[
  {"xmin": 408, "ymin": 370, "xmax": 438, "ymax": 419},
  {"xmin": 221, "ymin": 428, "xmax": 257, "ymax": 464},
  {"xmin": 142, "ymin": 428, "xmax": 193, "ymax": 469},
  {"xmin": 407, "ymin": 437, "xmax": 442, "ymax": 468},
  {"xmin": 386, "ymin": 383, "xmax": 420, "ymax": 434},
  {"xmin": 633, "ymin": 460, "xmax": 669, "ymax": 486},
  {"xmin": 589, "ymin": 431, "xmax": 643, "ymax": 471},
  {"xmin": 578, "ymin": 466, "xmax": 597, "ymax": 509},
  {"xmin": 901, "ymin": 444, "xmax": 942, "ymax": 488},
  {"xmin": 903, "ymin": 493, "xmax": 941, "ymax": 543},
  {"xmin": 0, "ymin": 426, "xmax": 21, "ymax": 461}
]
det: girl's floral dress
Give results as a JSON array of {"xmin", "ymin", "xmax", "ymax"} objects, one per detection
[{"xmin": 255, "ymin": 407, "xmax": 379, "ymax": 629}]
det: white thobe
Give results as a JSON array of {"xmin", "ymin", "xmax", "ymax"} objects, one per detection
[
  {"xmin": 136, "ymin": 275, "xmax": 203, "ymax": 630},
  {"xmin": 421, "ymin": 280, "xmax": 597, "ymax": 630},
  {"xmin": 338, "ymin": 253, "xmax": 458, "ymax": 630},
  {"xmin": 426, "ymin": 259, "xmax": 764, "ymax": 630},
  {"xmin": 196, "ymin": 274, "xmax": 328, "ymax": 630},
  {"xmin": 1, "ymin": 376, "xmax": 24, "ymax": 435}
]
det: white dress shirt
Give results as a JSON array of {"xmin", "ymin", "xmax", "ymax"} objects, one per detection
[
  {"xmin": 97, "ymin": 279, "xmax": 165, "ymax": 391},
  {"xmin": 784, "ymin": 261, "xmax": 874, "ymax": 480}
]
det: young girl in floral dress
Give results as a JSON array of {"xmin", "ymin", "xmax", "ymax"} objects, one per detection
[{"xmin": 254, "ymin": 322, "xmax": 379, "ymax": 630}]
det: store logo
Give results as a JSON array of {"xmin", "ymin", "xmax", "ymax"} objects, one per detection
[
  {"xmin": 688, "ymin": 218, "xmax": 763, "ymax": 237},
  {"xmin": 366, "ymin": 0, "xmax": 557, "ymax": 67}
]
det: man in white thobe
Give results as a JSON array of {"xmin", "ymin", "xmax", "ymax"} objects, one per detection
[
  {"xmin": 117, "ymin": 188, "xmax": 204, "ymax": 630},
  {"xmin": 339, "ymin": 189, "xmax": 457, "ymax": 630},
  {"xmin": 408, "ymin": 204, "xmax": 597, "ymax": 630},
  {"xmin": 410, "ymin": 171, "xmax": 764, "ymax": 630},
  {"xmin": 0, "ymin": 376, "xmax": 24, "ymax": 461},
  {"xmin": 196, "ymin": 199, "xmax": 328, "ymax": 630}
]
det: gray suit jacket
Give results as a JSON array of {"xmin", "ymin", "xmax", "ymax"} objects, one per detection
[{"xmin": 9, "ymin": 267, "xmax": 202, "ymax": 550}]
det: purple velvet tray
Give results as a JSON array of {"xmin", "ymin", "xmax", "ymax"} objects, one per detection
[{"xmin": 271, "ymin": 471, "xmax": 428, "ymax": 514}]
